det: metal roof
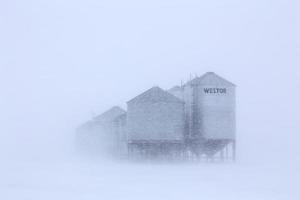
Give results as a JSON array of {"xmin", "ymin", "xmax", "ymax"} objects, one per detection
[
  {"xmin": 185, "ymin": 72, "xmax": 236, "ymax": 87},
  {"xmin": 127, "ymin": 86, "xmax": 184, "ymax": 104},
  {"xmin": 93, "ymin": 106, "xmax": 126, "ymax": 122},
  {"xmin": 167, "ymin": 86, "xmax": 183, "ymax": 93}
]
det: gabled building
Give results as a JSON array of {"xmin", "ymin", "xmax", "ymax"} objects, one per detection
[
  {"xmin": 183, "ymin": 72, "xmax": 236, "ymax": 141},
  {"xmin": 167, "ymin": 86, "xmax": 184, "ymax": 100},
  {"xmin": 175, "ymin": 72, "xmax": 236, "ymax": 159},
  {"xmin": 76, "ymin": 106, "xmax": 126, "ymax": 155},
  {"xmin": 126, "ymin": 87, "xmax": 185, "ymax": 157}
]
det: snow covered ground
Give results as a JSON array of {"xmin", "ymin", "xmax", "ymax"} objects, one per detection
[
  {"xmin": 1, "ymin": 1, "xmax": 300, "ymax": 199},
  {"xmin": 1, "ymin": 158, "xmax": 299, "ymax": 200}
]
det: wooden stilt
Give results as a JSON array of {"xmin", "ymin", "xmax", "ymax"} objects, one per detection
[
  {"xmin": 220, "ymin": 148, "xmax": 224, "ymax": 162},
  {"xmin": 225, "ymin": 143, "xmax": 229, "ymax": 161},
  {"xmin": 232, "ymin": 140, "xmax": 236, "ymax": 162}
]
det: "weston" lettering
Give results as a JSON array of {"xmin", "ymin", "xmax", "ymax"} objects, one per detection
[{"xmin": 204, "ymin": 88, "xmax": 227, "ymax": 94}]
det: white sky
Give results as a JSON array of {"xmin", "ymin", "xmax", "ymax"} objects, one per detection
[{"xmin": 0, "ymin": 0, "xmax": 300, "ymax": 162}]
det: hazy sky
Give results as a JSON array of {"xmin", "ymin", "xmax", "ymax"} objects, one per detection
[{"xmin": 0, "ymin": 0, "xmax": 299, "ymax": 161}]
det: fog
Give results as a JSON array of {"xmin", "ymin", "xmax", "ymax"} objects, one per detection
[{"xmin": 1, "ymin": 0, "xmax": 300, "ymax": 199}]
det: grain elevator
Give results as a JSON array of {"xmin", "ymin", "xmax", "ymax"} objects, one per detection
[{"xmin": 76, "ymin": 72, "xmax": 236, "ymax": 161}]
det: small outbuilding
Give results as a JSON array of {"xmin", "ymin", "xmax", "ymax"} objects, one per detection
[{"xmin": 76, "ymin": 106, "xmax": 126, "ymax": 155}]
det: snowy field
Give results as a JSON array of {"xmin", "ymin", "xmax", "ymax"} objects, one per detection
[
  {"xmin": 1, "ymin": 0, "xmax": 300, "ymax": 199},
  {"xmin": 1, "ymin": 158, "xmax": 299, "ymax": 200}
]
